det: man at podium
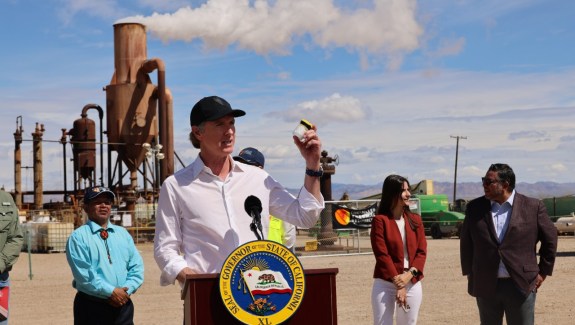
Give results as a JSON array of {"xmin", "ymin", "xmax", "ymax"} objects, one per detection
[{"xmin": 153, "ymin": 95, "xmax": 324, "ymax": 287}]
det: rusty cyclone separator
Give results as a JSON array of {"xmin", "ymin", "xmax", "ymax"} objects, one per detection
[{"xmin": 104, "ymin": 22, "xmax": 174, "ymax": 209}]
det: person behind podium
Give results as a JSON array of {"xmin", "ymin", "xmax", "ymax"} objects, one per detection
[
  {"xmin": 153, "ymin": 95, "xmax": 324, "ymax": 287},
  {"xmin": 232, "ymin": 147, "xmax": 297, "ymax": 252},
  {"xmin": 66, "ymin": 186, "xmax": 144, "ymax": 325},
  {"xmin": 370, "ymin": 175, "xmax": 427, "ymax": 325}
]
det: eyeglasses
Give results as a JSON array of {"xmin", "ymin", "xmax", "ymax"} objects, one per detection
[{"xmin": 481, "ymin": 177, "xmax": 500, "ymax": 186}]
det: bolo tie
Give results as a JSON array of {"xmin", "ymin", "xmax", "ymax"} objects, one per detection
[{"xmin": 99, "ymin": 229, "xmax": 112, "ymax": 264}]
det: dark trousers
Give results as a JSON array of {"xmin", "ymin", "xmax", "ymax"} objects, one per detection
[
  {"xmin": 74, "ymin": 291, "xmax": 134, "ymax": 325},
  {"xmin": 476, "ymin": 278, "xmax": 536, "ymax": 325}
]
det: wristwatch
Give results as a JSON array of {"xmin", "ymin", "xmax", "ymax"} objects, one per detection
[
  {"xmin": 305, "ymin": 166, "xmax": 324, "ymax": 177},
  {"xmin": 409, "ymin": 268, "xmax": 418, "ymax": 277}
]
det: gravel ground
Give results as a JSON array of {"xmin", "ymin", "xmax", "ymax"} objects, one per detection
[{"xmin": 8, "ymin": 236, "xmax": 575, "ymax": 324}]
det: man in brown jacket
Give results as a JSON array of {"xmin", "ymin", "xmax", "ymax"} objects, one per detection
[{"xmin": 460, "ymin": 163, "xmax": 557, "ymax": 325}]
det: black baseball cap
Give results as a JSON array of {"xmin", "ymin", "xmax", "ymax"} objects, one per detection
[
  {"xmin": 190, "ymin": 96, "xmax": 246, "ymax": 126},
  {"xmin": 233, "ymin": 147, "xmax": 265, "ymax": 168},
  {"xmin": 84, "ymin": 186, "xmax": 115, "ymax": 203}
]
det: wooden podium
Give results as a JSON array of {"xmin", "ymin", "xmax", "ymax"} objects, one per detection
[{"xmin": 182, "ymin": 268, "xmax": 339, "ymax": 325}]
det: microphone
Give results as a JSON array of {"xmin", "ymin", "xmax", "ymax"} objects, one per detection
[{"xmin": 244, "ymin": 195, "xmax": 264, "ymax": 240}]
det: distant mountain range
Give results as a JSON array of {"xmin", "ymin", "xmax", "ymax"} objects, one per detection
[{"xmin": 328, "ymin": 181, "xmax": 575, "ymax": 202}]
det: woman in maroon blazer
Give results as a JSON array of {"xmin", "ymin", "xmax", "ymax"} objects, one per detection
[{"xmin": 370, "ymin": 175, "xmax": 427, "ymax": 325}]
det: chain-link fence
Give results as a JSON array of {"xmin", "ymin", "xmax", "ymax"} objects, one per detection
[
  {"xmin": 21, "ymin": 222, "xmax": 74, "ymax": 253},
  {"xmin": 293, "ymin": 200, "xmax": 380, "ymax": 256},
  {"xmin": 20, "ymin": 200, "xmax": 386, "ymax": 256}
]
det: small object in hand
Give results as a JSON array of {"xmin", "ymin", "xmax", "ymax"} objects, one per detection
[
  {"xmin": 401, "ymin": 304, "xmax": 411, "ymax": 312},
  {"xmin": 293, "ymin": 119, "xmax": 313, "ymax": 142}
]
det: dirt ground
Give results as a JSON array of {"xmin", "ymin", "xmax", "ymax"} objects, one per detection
[{"xmin": 8, "ymin": 236, "xmax": 575, "ymax": 324}]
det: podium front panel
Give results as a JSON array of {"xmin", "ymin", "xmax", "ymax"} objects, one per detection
[{"xmin": 183, "ymin": 268, "xmax": 338, "ymax": 325}]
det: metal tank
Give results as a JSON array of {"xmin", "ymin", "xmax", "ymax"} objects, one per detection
[
  {"xmin": 106, "ymin": 23, "xmax": 157, "ymax": 175},
  {"xmin": 70, "ymin": 113, "xmax": 96, "ymax": 181},
  {"xmin": 104, "ymin": 22, "xmax": 174, "ymax": 210}
]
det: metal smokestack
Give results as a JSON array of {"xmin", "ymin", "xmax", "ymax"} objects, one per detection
[
  {"xmin": 32, "ymin": 123, "xmax": 45, "ymax": 210},
  {"xmin": 13, "ymin": 116, "xmax": 23, "ymax": 209}
]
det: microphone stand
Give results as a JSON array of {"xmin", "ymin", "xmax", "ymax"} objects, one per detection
[
  {"xmin": 249, "ymin": 213, "xmax": 264, "ymax": 240},
  {"xmin": 250, "ymin": 221, "xmax": 262, "ymax": 240}
]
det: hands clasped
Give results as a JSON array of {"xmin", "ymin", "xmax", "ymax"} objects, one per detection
[
  {"xmin": 392, "ymin": 272, "xmax": 411, "ymax": 289},
  {"xmin": 108, "ymin": 287, "xmax": 130, "ymax": 308},
  {"xmin": 393, "ymin": 272, "xmax": 412, "ymax": 311}
]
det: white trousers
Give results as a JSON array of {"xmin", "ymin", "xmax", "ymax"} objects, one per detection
[{"xmin": 371, "ymin": 278, "xmax": 423, "ymax": 325}]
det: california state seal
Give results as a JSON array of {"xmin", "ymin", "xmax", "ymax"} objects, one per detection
[{"xmin": 219, "ymin": 240, "xmax": 305, "ymax": 325}]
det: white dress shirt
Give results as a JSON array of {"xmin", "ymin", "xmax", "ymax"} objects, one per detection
[
  {"xmin": 154, "ymin": 155, "xmax": 324, "ymax": 285},
  {"xmin": 491, "ymin": 190, "xmax": 515, "ymax": 278}
]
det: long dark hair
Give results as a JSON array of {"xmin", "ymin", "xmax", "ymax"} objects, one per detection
[{"xmin": 377, "ymin": 174, "xmax": 419, "ymax": 230}]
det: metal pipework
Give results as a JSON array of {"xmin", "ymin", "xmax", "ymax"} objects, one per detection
[
  {"xmin": 105, "ymin": 22, "xmax": 174, "ymax": 212},
  {"xmin": 32, "ymin": 123, "xmax": 45, "ymax": 210},
  {"xmin": 70, "ymin": 110, "xmax": 96, "ymax": 188},
  {"xmin": 141, "ymin": 58, "xmax": 174, "ymax": 182},
  {"xmin": 60, "ymin": 128, "xmax": 69, "ymax": 203},
  {"xmin": 81, "ymin": 104, "xmax": 105, "ymax": 186},
  {"xmin": 13, "ymin": 116, "xmax": 23, "ymax": 208}
]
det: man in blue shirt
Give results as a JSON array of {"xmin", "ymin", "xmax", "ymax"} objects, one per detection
[{"xmin": 66, "ymin": 186, "xmax": 144, "ymax": 325}]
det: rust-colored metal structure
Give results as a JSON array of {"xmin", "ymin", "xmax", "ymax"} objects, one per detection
[
  {"xmin": 68, "ymin": 104, "xmax": 106, "ymax": 193},
  {"xmin": 32, "ymin": 123, "xmax": 45, "ymax": 210},
  {"xmin": 70, "ymin": 111, "xmax": 96, "ymax": 183},
  {"xmin": 12, "ymin": 23, "xmax": 175, "ymax": 215},
  {"xmin": 104, "ymin": 22, "xmax": 174, "ymax": 211},
  {"xmin": 318, "ymin": 150, "xmax": 339, "ymax": 247},
  {"xmin": 13, "ymin": 116, "xmax": 23, "ymax": 208}
]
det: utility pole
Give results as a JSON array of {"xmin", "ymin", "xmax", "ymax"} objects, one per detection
[{"xmin": 450, "ymin": 135, "xmax": 467, "ymax": 206}]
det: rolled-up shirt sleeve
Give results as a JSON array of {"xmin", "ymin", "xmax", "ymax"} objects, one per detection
[{"xmin": 269, "ymin": 181, "xmax": 324, "ymax": 229}]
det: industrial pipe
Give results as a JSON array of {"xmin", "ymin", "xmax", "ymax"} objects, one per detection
[
  {"xmin": 60, "ymin": 128, "xmax": 68, "ymax": 203},
  {"xmin": 81, "ymin": 104, "xmax": 105, "ymax": 186},
  {"xmin": 32, "ymin": 123, "xmax": 45, "ymax": 210},
  {"xmin": 13, "ymin": 116, "xmax": 23, "ymax": 208},
  {"xmin": 141, "ymin": 58, "xmax": 174, "ymax": 184}
]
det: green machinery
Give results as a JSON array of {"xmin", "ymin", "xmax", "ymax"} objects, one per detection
[
  {"xmin": 542, "ymin": 195, "xmax": 575, "ymax": 221},
  {"xmin": 365, "ymin": 179, "xmax": 466, "ymax": 239},
  {"xmin": 415, "ymin": 194, "xmax": 465, "ymax": 239},
  {"xmin": 407, "ymin": 180, "xmax": 465, "ymax": 239},
  {"xmin": 417, "ymin": 194, "xmax": 465, "ymax": 239}
]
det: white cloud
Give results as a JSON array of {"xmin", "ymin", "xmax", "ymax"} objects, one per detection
[
  {"xmin": 269, "ymin": 93, "xmax": 369, "ymax": 126},
  {"xmin": 118, "ymin": 0, "xmax": 423, "ymax": 69},
  {"xmin": 550, "ymin": 163, "xmax": 567, "ymax": 172},
  {"xmin": 508, "ymin": 130, "xmax": 548, "ymax": 141}
]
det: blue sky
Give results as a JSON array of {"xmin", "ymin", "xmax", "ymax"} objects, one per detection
[{"xmin": 1, "ymin": 0, "xmax": 574, "ymax": 198}]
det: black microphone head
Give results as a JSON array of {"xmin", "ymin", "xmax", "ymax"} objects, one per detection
[{"xmin": 244, "ymin": 195, "xmax": 263, "ymax": 215}]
